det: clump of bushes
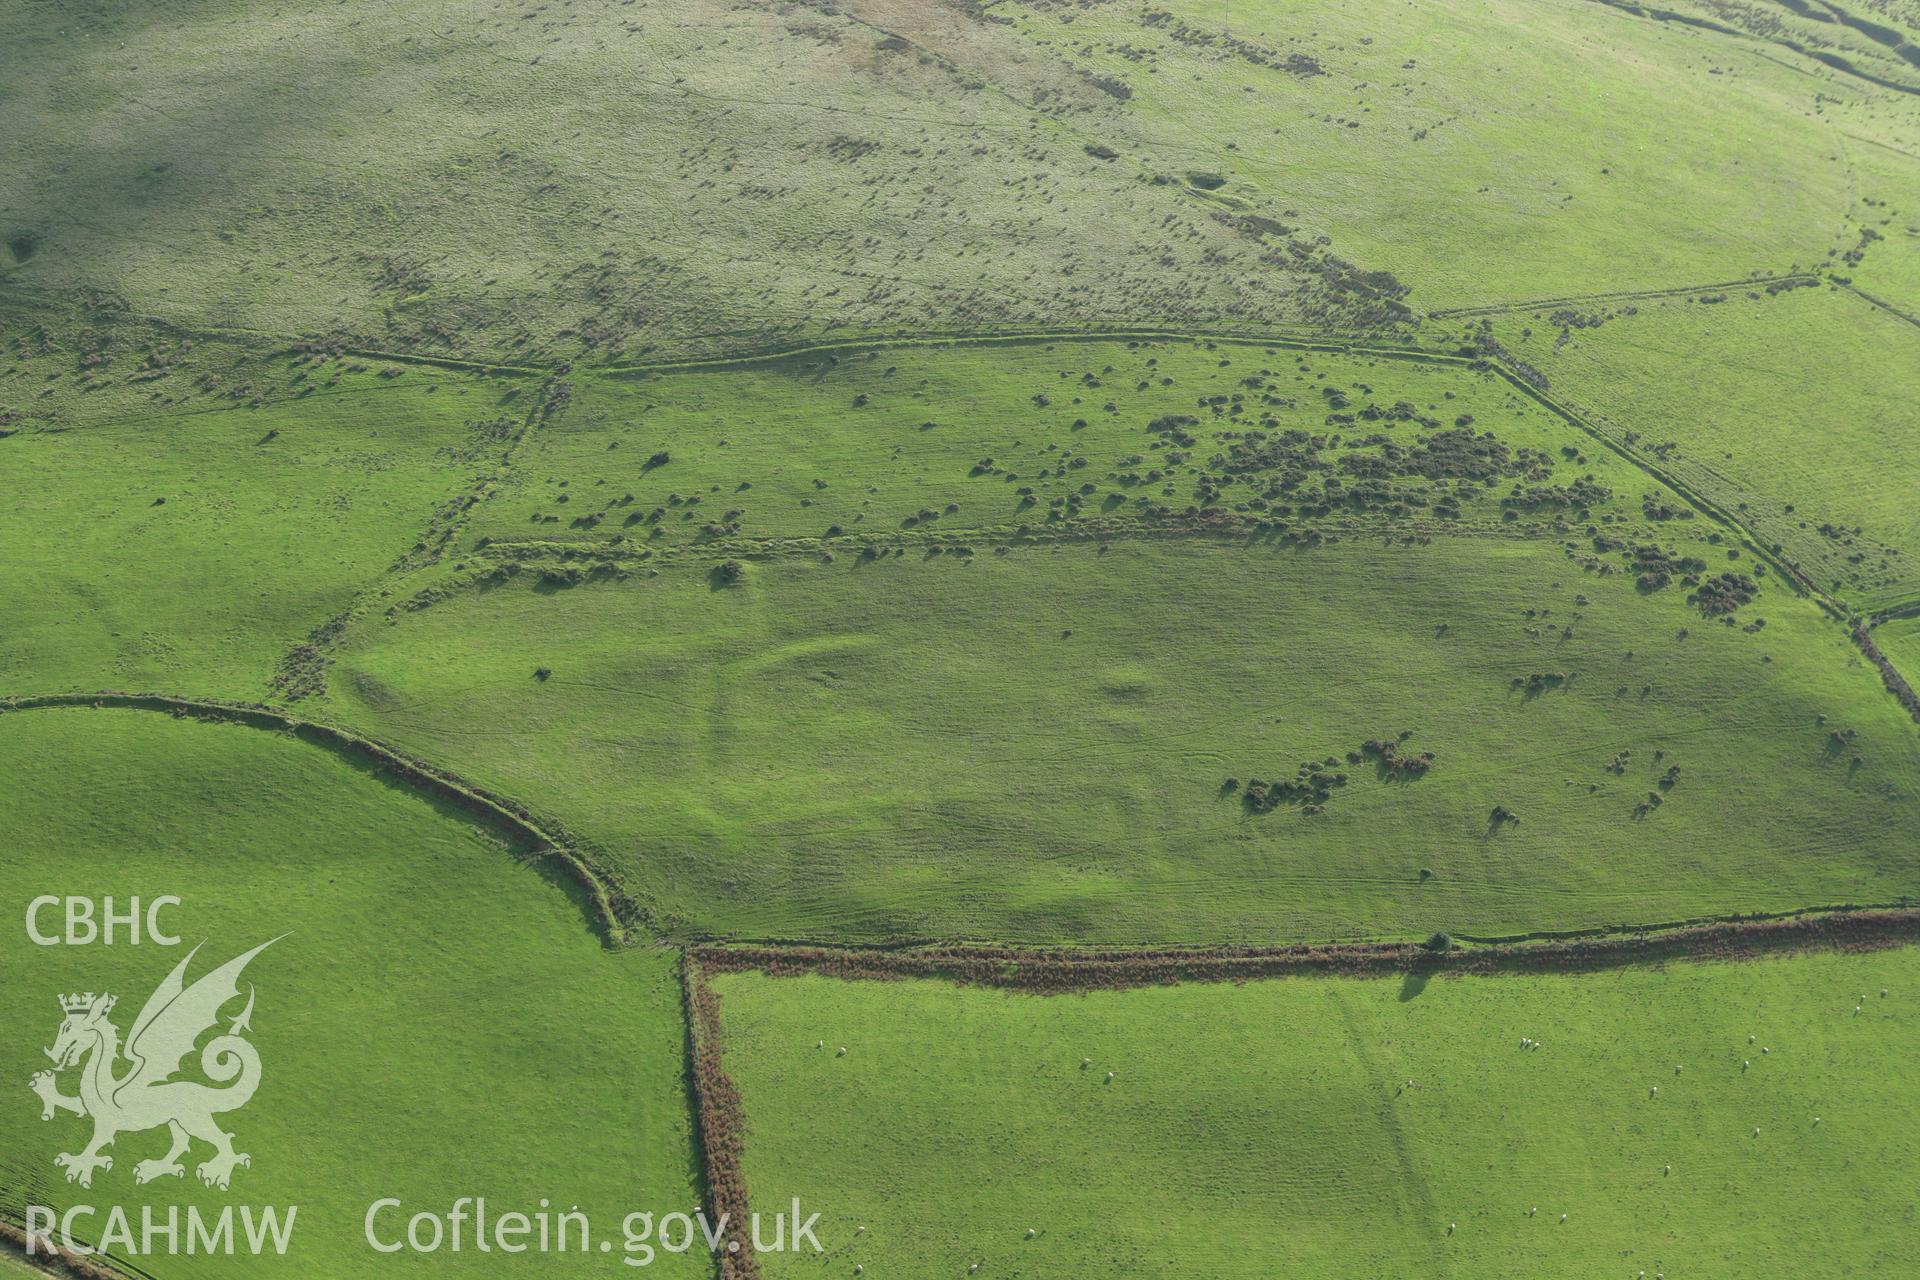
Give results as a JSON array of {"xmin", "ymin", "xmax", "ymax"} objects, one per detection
[
  {"xmin": 1688, "ymin": 573, "xmax": 1756, "ymax": 616},
  {"xmin": 1363, "ymin": 738, "xmax": 1433, "ymax": 778},
  {"xmin": 1239, "ymin": 761, "xmax": 1350, "ymax": 815}
]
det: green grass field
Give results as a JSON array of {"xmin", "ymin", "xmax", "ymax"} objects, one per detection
[
  {"xmin": 0, "ymin": 707, "xmax": 702, "ymax": 1277},
  {"xmin": 0, "ymin": 1250, "xmax": 60, "ymax": 1280},
  {"xmin": 1839, "ymin": 122, "xmax": 1920, "ymax": 321},
  {"xmin": 1476, "ymin": 284, "xmax": 1920, "ymax": 611},
  {"xmin": 0, "ymin": 350, "xmax": 518, "ymax": 698},
  {"xmin": 327, "ymin": 528, "xmax": 1920, "ymax": 943},
  {"xmin": 466, "ymin": 336, "xmax": 1671, "ymax": 552},
  {"xmin": 711, "ymin": 948, "xmax": 1920, "ymax": 1278},
  {"xmin": 1879, "ymin": 613, "xmax": 1920, "ymax": 687}
]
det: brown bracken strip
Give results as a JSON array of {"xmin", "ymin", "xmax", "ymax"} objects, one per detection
[
  {"xmin": 690, "ymin": 909, "xmax": 1920, "ymax": 994},
  {"xmin": 684, "ymin": 963, "xmax": 762, "ymax": 1280}
]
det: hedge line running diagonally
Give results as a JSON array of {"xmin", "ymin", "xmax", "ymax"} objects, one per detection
[{"xmin": 0, "ymin": 692, "xmax": 636, "ymax": 944}]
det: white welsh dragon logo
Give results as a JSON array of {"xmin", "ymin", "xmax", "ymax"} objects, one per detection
[{"xmin": 28, "ymin": 939, "xmax": 280, "ymax": 1191}]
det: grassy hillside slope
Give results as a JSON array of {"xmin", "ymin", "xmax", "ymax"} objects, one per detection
[
  {"xmin": 0, "ymin": 707, "xmax": 702, "ymax": 1277},
  {"xmin": 0, "ymin": 0, "xmax": 1387, "ymax": 365},
  {"xmin": 0, "ymin": 355, "xmax": 514, "ymax": 697},
  {"xmin": 845, "ymin": 0, "xmax": 1865, "ymax": 308},
  {"xmin": 329, "ymin": 532, "xmax": 1920, "ymax": 943}
]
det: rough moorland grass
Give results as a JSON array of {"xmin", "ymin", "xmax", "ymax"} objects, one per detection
[
  {"xmin": 0, "ymin": 0, "xmax": 1372, "ymax": 365},
  {"xmin": 1839, "ymin": 121, "xmax": 1920, "ymax": 321},
  {"xmin": 860, "ymin": 0, "xmax": 1861, "ymax": 308},
  {"xmin": 0, "ymin": 708, "xmax": 703, "ymax": 1278},
  {"xmin": 0, "ymin": 364, "xmax": 515, "ymax": 697},
  {"xmin": 328, "ymin": 532, "xmax": 1920, "ymax": 944},
  {"xmin": 711, "ymin": 948, "xmax": 1920, "ymax": 1279},
  {"xmin": 469, "ymin": 337, "xmax": 1665, "ymax": 550},
  {"xmin": 1479, "ymin": 284, "xmax": 1920, "ymax": 611}
]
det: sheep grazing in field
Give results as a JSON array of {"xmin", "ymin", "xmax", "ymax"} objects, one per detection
[
  {"xmin": 1743, "ymin": 1059, "xmax": 1751, "ymax": 1070},
  {"xmin": 1446, "ymin": 1223, "xmax": 1456, "ymax": 1236},
  {"xmin": 817, "ymin": 1040, "xmax": 825, "ymax": 1050},
  {"xmin": 1663, "ymin": 1164, "xmax": 1671, "ymax": 1176},
  {"xmin": 837, "ymin": 1046, "xmax": 849, "ymax": 1057},
  {"xmin": 1559, "ymin": 1213, "xmax": 1567, "ymax": 1223},
  {"xmin": 1855, "ymin": 1005, "xmax": 1863, "ymax": 1015},
  {"xmin": 1762, "ymin": 1046, "xmax": 1770, "ymax": 1054},
  {"xmin": 1081, "ymin": 1057, "xmax": 1091, "ymax": 1069},
  {"xmin": 970, "ymin": 1265, "xmax": 980, "ymax": 1275},
  {"xmin": 1026, "ymin": 1228, "xmax": 1037, "ymax": 1239},
  {"xmin": 1650, "ymin": 1086, "xmax": 1658, "ymax": 1098},
  {"xmin": 855, "ymin": 1226, "xmax": 866, "ymax": 1236},
  {"xmin": 1882, "ymin": 988, "xmax": 1889, "ymax": 998},
  {"xmin": 1814, "ymin": 1116, "xmax": 1822, "ymax": 1125},
  {"xmin": 1104, "ymin": 1070, "xmax": 1115, "ymax": 1083},
  {"xmin": 853, "ymin": 1267, "xmax": 863, "ymax": 1277},
  {"xmin": 1753, "ymin": 1126, "xmax": 1761, "ymax": 1137},
  {"xmin": 1674, "ymin": 1064, "xmax": 1682, "ymax": 1075},
  {"xmin": 1528, "ymin": 1207, "xmax": 1537, "ymax": 1217},
  {"xmin": 1748, "ymin": 1034, "xmax": 1755, "ymax": 1044}
]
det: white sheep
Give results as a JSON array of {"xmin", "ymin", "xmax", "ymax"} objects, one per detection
[
  {"xmin": 1559, "ymin": 1213, "xmax": 1567, "ymax": 1223},
  {"xmin": 1663, "ymin": 1164, "xmax": 1671, "ymax": 1176},
  {"xmin": 837, "ymin": 1046, "xmax": 849, "ymax": 1056},
  {"xmin": 1025, "ymin": 1228, "xmax": 1037, "ymax": 1239},
  {"xmin": 1105, "ymin": 1070, "xmax": 1114, "ymax": 1083}
]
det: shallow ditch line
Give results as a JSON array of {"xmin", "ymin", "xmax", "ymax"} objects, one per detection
[
  {"xmin": 271, "ymin": 374, "xmax": 561, "ymax": 699},
  {"xmin": 599, "ymin": 324, "xmax": 1432, "ymax": 378},
  {"xmin": 1427, "ymin": 272, "xmax": 1820, "ymax": 320},
  {"xmin": 476, "ymin": 513, "xmax": 1550, "ymax": 567},
  {"xmin": 1834, "ymin": 279, "xmax": 1920, "ymax": 331},
  {"xmin": 0, "ymin": 692, "xmax": 632, "ymax": 947},
  {"xmin": 0, "ymin": 287, "xmax": 548, "ymax": 378}
]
